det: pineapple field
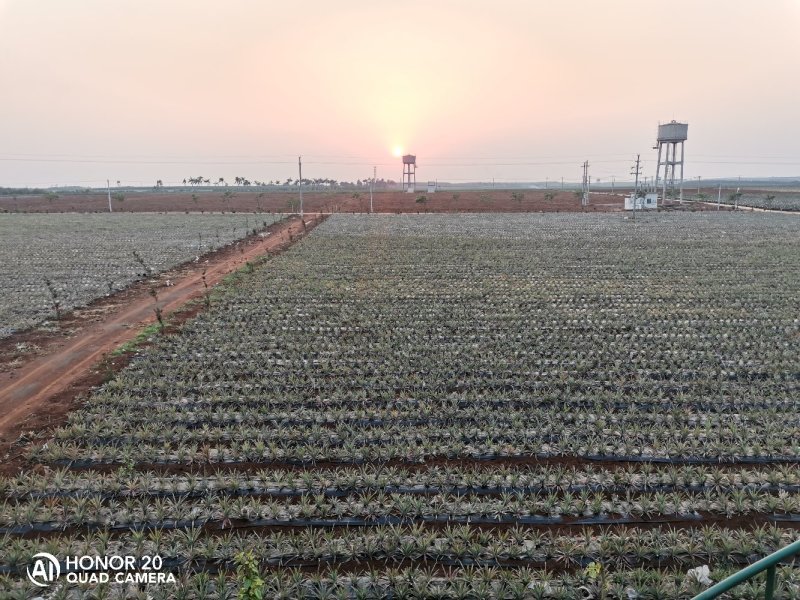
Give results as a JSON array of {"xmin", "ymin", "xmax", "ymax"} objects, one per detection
[
  {"xmin": 0, "ymin": 213, "xmax": 281, "ymax": 339},
  {"xmin": 1, "ymin": 212, "xmax": 799, "ymax": 598}
]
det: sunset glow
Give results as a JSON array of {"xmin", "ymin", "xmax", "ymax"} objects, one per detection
[{"xmin": 0, "ymin": 0, "xmax": 798, "ymax": 186}]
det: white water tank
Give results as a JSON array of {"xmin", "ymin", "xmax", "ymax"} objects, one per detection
[{"xmin": 657, "ymin": 121, "xmax": 688, "ymax": 142}]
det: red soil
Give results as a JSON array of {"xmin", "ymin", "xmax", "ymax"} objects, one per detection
[{"xmin": 1, "ymin": 189, "xmax": 625, "ymax": 213}]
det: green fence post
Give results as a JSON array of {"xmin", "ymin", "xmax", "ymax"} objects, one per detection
[
  {"xmin": 691, "ymin": 538, "xmax": 800, "ymax": 600},
  {"xmin": 764, "ymin": 565, "xmax": 776, "ymax": 600}
]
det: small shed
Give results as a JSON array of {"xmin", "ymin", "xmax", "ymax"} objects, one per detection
[{"xmin": 625, "ymin": 192, "xmax": 658, "ymax": 210}]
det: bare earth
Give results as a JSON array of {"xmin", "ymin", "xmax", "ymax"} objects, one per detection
[{"xmin": 2, "ymin": 189, "xmax": 626, "ymax": 213}]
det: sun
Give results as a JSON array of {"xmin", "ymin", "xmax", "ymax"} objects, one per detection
[{"xmin": 392, "ymin": 145, "xmax": 403, "ymax": 158}]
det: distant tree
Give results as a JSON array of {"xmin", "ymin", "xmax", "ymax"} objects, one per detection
[
  {"xmin": 451, "ymin": 193, "xmax": 460, "ymax": 201},
  {"xmin": 191, "ymin": 193, "xmax": 199, "ymax": 205},
  {"xmin": 415, "ymin": 195, "xmax": 427, "ymax": 204},
  {"xmin": 255, "ymin": 192, "xmax": 265, "ymax": 212},
  {"xmin": 112, "ymin": 192, "xmax": 125, "ymax": 202},
  {"xmin": 45, "ymin": 191, "xmax": 59, "ymax": 202},
  {"xmin": 765, "ymin": 194, "xmax": 776, "ymax": 208},
  {"xmin": 222, "ymin": 190, "xmax": 235, "ymax": 212},
  {"xmin": 544, "ymin": 191, "xmax": 556, "ymax": 202},
  {"xmin": 511, "ymin": 191, "xmax": 525, "ymax": 203},
  {"xmin": 217, "ymin": 177, "xmax": 226, "ymax": 186},
  {"xmin": 155, "ymin": 180, "xmax": 163, "ymax": 188}
]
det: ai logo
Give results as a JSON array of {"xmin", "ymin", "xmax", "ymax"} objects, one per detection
[{"xmin": 27, "ymin": 552, "xmax": 60, "ymax": 587}]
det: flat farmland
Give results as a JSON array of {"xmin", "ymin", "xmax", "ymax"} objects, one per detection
[
  {"xmin": 714, "ymin": 190, "xmax": 800, "ymax": 212},
  {"xmin": 0, "ymin": 213, "xmax": 281, "ymax": 339},
  {"xmin": 1, "ymin": 213, "xmax": 799, "ymax": 598},
  {"xmin": 1, "ymin": 189, "xmax": 626, "ymax": 214}
]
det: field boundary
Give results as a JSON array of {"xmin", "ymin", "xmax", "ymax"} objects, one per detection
[{"xmin": 0, "ymin": 213, "xmax": 326, "ymax": 474}]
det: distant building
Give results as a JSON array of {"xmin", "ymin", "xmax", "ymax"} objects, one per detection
[{"xmin": 625, "ymin": 192, "xmax": 658, "ymax": 210}]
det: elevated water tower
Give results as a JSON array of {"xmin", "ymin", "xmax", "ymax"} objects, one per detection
[
  {"xmin": 653, "ymin": 121, "xmax": 688, "ymax": 204},
  {"xmin": 402, "ymin": 154, "xmax": 416, "ymax": 193}
]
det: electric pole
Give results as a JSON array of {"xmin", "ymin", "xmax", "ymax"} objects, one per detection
[
  {"xmin": 717, "ymin": 183, "xmax": 722, "ymax": 210},
  {"xmin": 581, "ymin": 161, "xmax": 589, "ymax": 207},
  {"xmin": 298, "ymin": 156, "xmax": 303, "ymax": 217},
  {"xmin": 107, "ymin": 179, "xmax": 112, "ymax": 213},
  {"xmin": 370, "ymin": 166, "xmax": 375, "ymax": 214},
  {"xmin": 630, "ymin": 154, "xmax": 642, "ymax": 220},
  {"xmin": 611, "ymin": 176, "xmax": 615, "ymax": 194}
]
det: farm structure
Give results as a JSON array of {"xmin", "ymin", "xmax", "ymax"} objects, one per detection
[
  {"xmin": 0, "ymin": 213, "xmax": 798, "ymax": 598},
  {"xmin": 624, "ymin": 193, "xmax": 658, "ymax": 210},
  {"xmin": 0, "ymin": 213, "xmax": 281, "ymax": 338}
]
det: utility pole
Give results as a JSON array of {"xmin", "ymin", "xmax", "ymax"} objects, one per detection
[
  {"xmin": 561, "ymin": 176, "xmax": 564, "ymax": 190},
  {"xmin": 631, "ymin": 154, "xmax": 642, "ymax": 220},
  {"xmin": 370, "ymin": 166, "xmax": 375, "ymax": 214},
  {"xmin": 697, "ymin": 175, "xmax": 701, "ymax": 198},
  {"xmin": 298, "ymin": 156, "xmax": 303, "ymax": 217},
  {"xmin": 717, "ymin": 183, "xmax": 722, "ymax": 210},
  {"xmin": 581, "ymin": 161, "xmax": 589, "ymax": 207},
  {"xmin": 107, "ymin": 179, "xmax": 112, "ymax": 213},
  {"xmin": 611, "ymin": 176, "xmax": 615, "ymax": 194},
  {"xmin": 545, "ymin": 177, "xmax": 548, "ymax": 190}
]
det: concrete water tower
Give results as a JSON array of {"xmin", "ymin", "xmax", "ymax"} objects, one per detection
[
  {"xmin": 402, "ymin": 154, "xmax": 416, "ymax": 193},
  {"xmin": 653, "ymin": 121, "xmax": 688, "ymax": 204}
]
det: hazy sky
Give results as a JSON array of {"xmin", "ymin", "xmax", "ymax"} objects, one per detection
[{"xmin": 1, "ymin": 0, "xmax": 799, "ymax": 187}]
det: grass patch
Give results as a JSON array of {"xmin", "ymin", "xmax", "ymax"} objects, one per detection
[{"xmin": 110, "ymin": 322, "xmax": 162, "ymax": 356}]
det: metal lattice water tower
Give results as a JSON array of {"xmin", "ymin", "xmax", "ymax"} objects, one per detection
[
  {"xmin": 402, "ymin": 154, "xmax": 416, "ymax": 193},
  {"xmin": 653, "ymin": 121, "xmax": 688, "ymax": 204}
]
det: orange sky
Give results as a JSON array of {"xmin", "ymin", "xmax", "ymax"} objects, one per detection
[{"xmin": 1, "ymin": 0, "xmax": 799, "ymax": 187}]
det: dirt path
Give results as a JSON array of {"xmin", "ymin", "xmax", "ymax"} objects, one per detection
[{"xmin": 0, "ymin": 214, "xmax": 325, "ymax": 452}]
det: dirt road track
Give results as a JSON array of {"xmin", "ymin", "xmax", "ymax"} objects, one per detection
[{"xmin": 0, "ymin": 214, "xmax": 325, "ymax": 454}]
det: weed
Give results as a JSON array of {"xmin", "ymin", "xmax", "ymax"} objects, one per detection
[
  {"xmin": 43, "ymin": 277, "xmax": 62, "ymax": 320},
  {"xmin": 234, "ymin": 550, "xmax": 264, "ymax": 600}
]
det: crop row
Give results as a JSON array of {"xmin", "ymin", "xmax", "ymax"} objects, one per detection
[
  {"xmin": 4, "ymin": 464, "xmax": 799, "ymax": 500},
  {"xmin": 3, "ymin": 525, "xmax": 798, "ymax": 575},
  {"xmin": 31, "ymin": 420, "xmax": 800, "ymax": 464},
  {"xmin": 714, "ymin": 193, "xmax": 800, "ymax": 212},
  {"xmin": 3, "ymin": 486, "xmax": 800, "ymax": 532},
  {"xmin": 1, "ymin": 563, "xmax": 799, "ymax": 599}
]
